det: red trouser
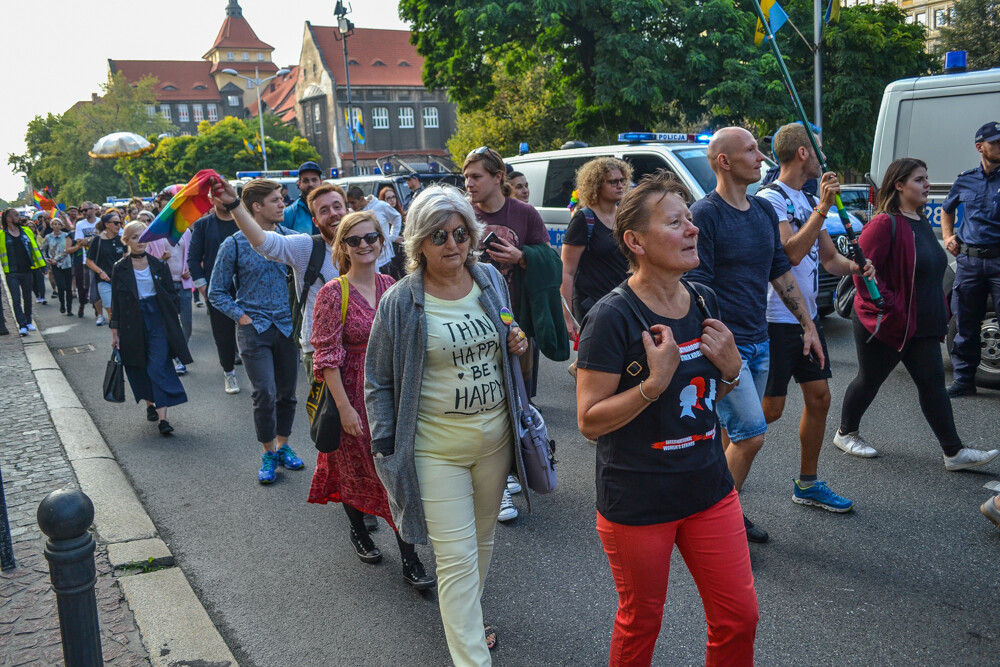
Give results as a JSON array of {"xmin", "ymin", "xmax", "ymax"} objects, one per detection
[{"xmin": 596, "ymin": 489, "xmax": 758, "ymax": 667}]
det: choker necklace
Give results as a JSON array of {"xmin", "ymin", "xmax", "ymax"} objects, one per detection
[{"xmin": 131, "ymin": 252, "xmax": 148, "ymax": 259}]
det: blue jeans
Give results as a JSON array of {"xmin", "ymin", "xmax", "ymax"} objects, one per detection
[
  {"xmin": 173, "ymin": 281, "xmax": 192, "ymax": 342},
  {"xmin": 950, "ymin": 254, "xmax": 1000, "ymax": 385},
  {"xmin": 716, "ymin": 341, "xmax": 770, "ymax": 442},
  {"xmin": 5, "ymin": 272, "xmax": 34, "ymax": 327}
]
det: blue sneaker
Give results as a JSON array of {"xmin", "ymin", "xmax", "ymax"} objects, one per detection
[
  {"xmin": 792, "ymin": 480, "xmax": 854, "ymax": 513},
  {"xmin": 258, "ymin": 451, "xmax": 278, "ymax": 484},
  {"xmin": 277, "ymin": 444, "xmax": 304, "ymax": 470}
]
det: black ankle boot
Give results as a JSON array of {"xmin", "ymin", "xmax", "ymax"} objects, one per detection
[
  {"xmin": 349, "ymin": 527, "xmax": 382, "ymax": 564},
  {"xmin": 401, "ymin": 555, "xmax": 435, "ymax": 590}
]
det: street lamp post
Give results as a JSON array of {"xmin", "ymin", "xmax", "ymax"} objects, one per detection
[
  {"xmin": 334, "ymin": 2, "xmax": 357, "ymax": 176},
  {"xmin": 222, "ymin": 66, "xmax": 290, "ymax": 172}
]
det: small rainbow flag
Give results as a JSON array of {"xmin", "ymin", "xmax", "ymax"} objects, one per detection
[
  {"xmin": 33, "ymin": 190, "xmax": 56, "ymax": 215},
  {"xmin": 139, "ymin": 169, "xmax": 219, "ymax": 245}
]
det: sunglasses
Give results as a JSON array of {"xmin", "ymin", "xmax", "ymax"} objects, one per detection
[
  {"xmin": 81, "ymin": 208, "xmax": 93, "ymax": 212},
  {"xmin": 430, "ymin": 227, "xmax": 470, "ymax": 245},
  {"xmin": 343, "ymin": 232, "xmax": 382, "ymax": 247},
  {"xmin": 467, "ymin": 146, "xmax": 492, "ymax": 157},
  {"xmin": 605, "ymin": 178, "xmax": 627, "ymax": 187}
]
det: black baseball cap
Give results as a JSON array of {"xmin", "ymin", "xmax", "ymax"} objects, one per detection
[
  {"xmin": 297, "ymin": 161, "xmax": 323, "ymax": 176},
  {"xmin": 405, "ymin": 172, "xmax": 420, "ymax": 180},
  {"xmin": 975, "ymin": 121, "xmax": 1000, "ymax": 143}
]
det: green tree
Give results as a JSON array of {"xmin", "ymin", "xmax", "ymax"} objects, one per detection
[
  {"xmin": 937, "ymin": 0, "xmax": 1000, "ymax": 71},
  {"xmin": 132, "ymin": 116, "xmax": 321, "ymax": 193},
  {"xmin": 447, "ymin": 60, "xmax": 576, "ymax": 164}
]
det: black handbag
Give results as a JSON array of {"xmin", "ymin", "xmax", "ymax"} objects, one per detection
[
  {"xmin": 307, "ymin": 277, "xmax": 348, "ymax": 453},
  {"xmin": 103, "ymin": 348, "xmax": 125, "ymax": 403}
]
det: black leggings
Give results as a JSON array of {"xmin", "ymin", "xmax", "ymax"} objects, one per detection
[
  {"xmin": 839, "ymin": 313, "xmax": 962, "ymax": 456},
  {"xmin": 342, "ymin": 503, "xmax": 415, "ymax": 561},
  {"xmin": 206, "ymin": 300, "xmax": 237, "ymax": 373},
  {"xmin": 52, "ymin": 267, "xmax": 74, "ymax": 311}
]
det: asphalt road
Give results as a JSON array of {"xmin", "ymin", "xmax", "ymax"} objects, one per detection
[{"xmin": 33, "ymin": 295, "xmax": 1000, "ymax": 666}]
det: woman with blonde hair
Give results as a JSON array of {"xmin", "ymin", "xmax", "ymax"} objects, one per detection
[
  {"xmin": 561, "ymin": 157, "xmax": 633, "ymax": 374},
  {"xmin": 309, "ymin": 210, "xmax": 434, "ymax": 589},
  {"xmin": 110, "ymin": 221, "xmax": 191, "ymax": 435},
  {"xmin": 366, "ymin": 185, "xmax": 530, "ymax": 664}
]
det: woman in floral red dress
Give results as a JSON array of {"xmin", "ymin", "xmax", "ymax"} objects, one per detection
[{"xmin": 309, "ymin": 210, "xmax": 435, "ymax": 590}]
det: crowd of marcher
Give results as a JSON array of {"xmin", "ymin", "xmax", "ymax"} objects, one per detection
[{"xmin": 3, "ymin": 120, "xmax": 999, "ymax": 667}]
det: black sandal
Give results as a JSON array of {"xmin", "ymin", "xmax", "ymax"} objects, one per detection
[{"xmin": 484, "ymin": 624, "xmax": 498, "ymax": 651}]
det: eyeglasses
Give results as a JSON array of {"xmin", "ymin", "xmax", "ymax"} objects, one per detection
[
  {"xmin": 80, "ymin": 207, "xmax": 93, "ymax": 212},
  {"xmin": 429, "ymin": 227, "xmax": 470, "ymax": 245},
  {"xmin": 343, "ymin": 232, "xmax": 382, "ymax": 247},
  {"xmin": 605, "ymin": 178, "xmax": 627, "ymax": 187}
]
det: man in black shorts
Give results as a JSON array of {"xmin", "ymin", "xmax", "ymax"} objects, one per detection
[{"xmin": 758, "ymin": 123, "xmax": 875, "ymax": 513}]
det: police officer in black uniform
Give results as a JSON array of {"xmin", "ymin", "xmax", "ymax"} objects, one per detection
[{"xmin": 942, "ymin": 121, "xmax": 1000, "ymax": 397}]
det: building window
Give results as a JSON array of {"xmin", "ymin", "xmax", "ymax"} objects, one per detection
[
  {"xmin": 159, "ymin": 104, "xmax": 171, "ymax": 120},
  {"xmin": 372, "ymin": 107, "xmax": 389, "ymax": 129},
  {"xmin": 398, "ymin": 107, "xmax": 415, "ymax": 129},
  {"xmin": 257, "ymin": 52, "xmax": 265, "ymax": 61},
  {"xmin": 226, "ymin": 51, "xmax": 234, "ymax": 60},
  {"xmin": 242, "ymin": 52, "xmax": 249, "ymax": 61},
  {"xmin": 177, "ymin": 104, "xmax": 189, "ymax": 123},
  {"xmin": 193, "ymin": 104, "xmax": 204, "ymax": 123},
  {"xmin": 915, "ymin": 11, "xmax": 927, "ymax": 25},
  {"xmin": 228, "ymin": 95, "xmax": 240, "ymax": 107},
  {"xmin": 934, "ymin": 8, "xmax": 949, "ymax": 27},
  {"xmin": 422, "ymin": 106, "xmax": 439, "ymax": 129},
  {"xmin": 313, "ymin": 104, "xmax": 322, "ymax": 136},
  {"xmin": 207, "ymin": 104, "xmax": 218, "ymax": 122},
  {"xmin": 146, "ymin": 105, "xmax": 156, "ymax": 117}
]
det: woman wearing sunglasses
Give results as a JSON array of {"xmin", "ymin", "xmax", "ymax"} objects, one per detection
[
  {"xmin": 309, "ymin": 211, "xmax": 434, "ymax": 590},
  {"xmin": 86, "ymin": 212, "xmax": 126, "ymax": 325},
  {"xmin": 365, "ymin": 185, "xmax": 530, "ymax": 665}
]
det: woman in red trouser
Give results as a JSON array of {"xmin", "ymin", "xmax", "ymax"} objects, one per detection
[{"xmin": 576, "ymin": 171, "xmax": 759, "ymax": 666}]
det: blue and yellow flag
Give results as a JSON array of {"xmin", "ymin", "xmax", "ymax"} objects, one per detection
[
  {"xmin": 344, "ymin": 108, "xmax": 366, "ymax": 145},
  {"xmin": 825, "ymin": 0, "xmax": 840, "ymax": 24},
  {"xmin": 754, "ymin": 0, "xmax": 789, "ymax": 46}
]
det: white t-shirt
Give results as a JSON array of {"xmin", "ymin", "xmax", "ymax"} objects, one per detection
[
  {"xmin": 134, "ymin": 266, "xmax": 156, "ymax": 298},
  {"xmin": 363, "ymin": 198, "xmax": 402, "ymax": 269},
  {"xmin": 758, "ymin": 182, "xmax": 819, "ymax": 324},
  {"xmin": 74, "ymin": 219, "xmax": 98, "ymax": 261}
]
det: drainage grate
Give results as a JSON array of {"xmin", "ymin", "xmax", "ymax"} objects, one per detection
[{"xmin": 56, "ymin": 344, "xmax": 96, "ymax": 356}]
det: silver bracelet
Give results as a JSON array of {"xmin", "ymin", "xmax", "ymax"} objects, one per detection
[{"xmin": 638, "ymin": 380, "xmax": 658, "ymax": 402}]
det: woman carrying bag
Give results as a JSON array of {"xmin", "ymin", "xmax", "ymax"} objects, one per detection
[
  {"xmin": 110, "ymin": 221, "xmax": 192, "ymax": 435},
  {"xmin": 308, "ymin": 211, "xmax": 434, "ymax": 590}
]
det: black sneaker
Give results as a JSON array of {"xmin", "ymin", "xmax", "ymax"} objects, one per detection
[
  {"xmin": 147, "ymin": 405, "xmax": 158, "ymax": 422},
  {"xmin": 743, "ymin": 514, "xmax": 769, "ymax": 543},
  {"xmin": 158, "ymin": 420, "xmax": 174, "ymax": 436},
  {"xmin": 402, "ymin": 555, "xmax": 436, "ymax": 590},
  {"xmin": 349, "ymin": 527, "xmax": 382, "ymax": 564},
  {"xmin": 946, "ymin": 382, "xmax": 976, "ymax": 398}
]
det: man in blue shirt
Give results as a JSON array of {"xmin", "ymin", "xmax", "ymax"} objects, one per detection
[
  {"xmin": 283, "ymin": 161, "xmax": 325, "ymax": 234},
  {"xmin": 687, "ymin": 127, "xmax": 824, "ymax": 543},
  {"xmin": 210, "ymin": 179, "xmax": 305, "ymax": 485},
  {"xmin": 942, "ymin": 121, "xmax": 1000, "ymax": 397}
]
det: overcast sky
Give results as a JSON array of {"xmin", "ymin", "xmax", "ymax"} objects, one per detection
[{"xmin": 1, "ymin": 0, "xmax": 408, "ymax": 201}]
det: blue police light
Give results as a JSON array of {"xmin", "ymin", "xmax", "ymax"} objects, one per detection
[
  {"xmin": 519, "ymin": 142, "xmax": 530, "ymax": 155},
  {"xmin": 383, "ymin": 161, "xmax": 393, "ymax": 174},
  {"xmin": 373, "ymin": 167, "xmax": 382, "ymax": 175},
  {"xmin": 428, "ymin": 161, "xmax": 439, "ymax": 174},
  {"xmin": 696, "ymin": 133, "xmax": 713, "ymax": 143},
  {"xmin": 618, "ymin": 132, "xmax": 658, "ymax": 143},
  {"xmin": 944, "ymin": 50, "xmax": 967, "ymax": 73},
  {"xmin": 329, "ymin": 168, "xmax": 340, "ymax": 178}
]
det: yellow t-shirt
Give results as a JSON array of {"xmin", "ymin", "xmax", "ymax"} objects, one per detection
[{"xmin": 415, "ymin": 283, "xmax": 512, "ymax": 454}]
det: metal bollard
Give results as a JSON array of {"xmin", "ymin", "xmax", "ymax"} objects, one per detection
[
  {"xmin": 36, "ymin": 488, "xmax": 104, "ymax": 666},
  {"xmin": 0, "ymin": 463, "xmax": 14, "ymax": 571}
]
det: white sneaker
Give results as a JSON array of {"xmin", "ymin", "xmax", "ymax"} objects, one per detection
[
  {"xmin": 833, "ymin": 431, "xmax": 877, "ymax": 458},
  {"xmin": 224, "ymin": 372, "xmax": 240, "ymax": 394},
  {"xmin": 174, "ymin": 362, "xmax": 187, "ymax": 375},
  {"xmin": 25, "ymin": 323, "xmax": 36, "ymax": 332},
  {"xmin": 497, "ymin": 489, "xmax": 518, "ymax": 522},
  {"xmin": 506, "ymin": 474, "xmax": 522, "ymax": 495},
  {"xmin": 95, "ymin": 315, "xmax": 106, "ymax": 326},
  {"xmin": 943, "ymin": 447, "xmax": 1000, "ymax": 471}
]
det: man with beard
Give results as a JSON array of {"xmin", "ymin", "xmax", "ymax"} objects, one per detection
[{"xmin": 284, "ymin": 161, "xmax": 325, "ymax": 235}]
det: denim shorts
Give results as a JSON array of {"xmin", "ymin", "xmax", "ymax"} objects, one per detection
[
  {"xmin": 96, "ymin": 280, "xmax": 113, "ymax": 306},
  {"xmin": 716, "ymin": 340, "xmax": 770, "ymax": 442}
]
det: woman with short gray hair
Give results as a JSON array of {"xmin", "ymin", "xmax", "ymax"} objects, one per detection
[{"xmin": 365, "ymin": 184, "xmax": 527, "ymax": 665}]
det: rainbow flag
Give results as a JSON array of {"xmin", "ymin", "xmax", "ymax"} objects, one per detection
[
  {"xmin": 33, "ymin": 190, "xmax": 56, "ymax": 215},
  {"xmin": 139, "ymin": 169, "xmax": 219, "ymax": 245}
]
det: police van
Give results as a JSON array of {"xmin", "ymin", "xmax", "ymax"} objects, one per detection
[{"xmin": 505, "ymin": 132, "xmax": 862, "ymax": 315}]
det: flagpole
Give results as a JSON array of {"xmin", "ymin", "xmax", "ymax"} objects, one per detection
[
  {"xmin": 748, "ymin": 0, "xmax": 884, "ymax": 310},
  {"xmin": 814, "ymin": 0, "xmax": 822, "ymax": 136}
]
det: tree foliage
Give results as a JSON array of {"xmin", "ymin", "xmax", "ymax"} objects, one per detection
[
  {"xmin": 131, "ymin": 116, "xmax": 321, "ymax": 193},
  {"xmin": 937, "ymin": 0, "xmax": 1000, "ymax": 71},
  {"xmin": 8, "ymin": 73, "xmax": 174, "ymax": 203}
]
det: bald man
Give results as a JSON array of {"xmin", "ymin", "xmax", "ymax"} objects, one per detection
[{"xmin": 686, "ymin": 127, "xmax": 824, "ymax": 543}]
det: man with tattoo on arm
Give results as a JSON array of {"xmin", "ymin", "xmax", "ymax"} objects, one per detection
[{"xmin": 687, "ymin": 127, "xmax": 825, "ymax": 543}]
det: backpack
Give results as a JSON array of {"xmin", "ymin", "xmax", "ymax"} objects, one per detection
[
  {"xmin": 581, "ymin": 207, "xmax": 597, "ymax": 249},
  {"xmin": 760, "ymin": 182, "xmax": 818, "ymax": 230},
  {"xmin": 289, "ymin": 235, "xmax": 328, "ymax": 347}
]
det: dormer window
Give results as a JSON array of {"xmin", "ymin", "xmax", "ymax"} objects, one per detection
[
  {"xmin": 193, "ymin": 84, "xmax": 207, "ymax": 90},
  {"xmin": 398, "ymin": 61, "xmax": 411, "ymax": 67},
  {"xmin": 373, "ymin": 60, "xmax": 386, "ymax": 67},
  {"xmin": 162, "ymin": 84, "xmax": 178, "ymax": 91},
  {"xmin": 348, "ymin": 59, "xmax": 360, "ymax": 66}
]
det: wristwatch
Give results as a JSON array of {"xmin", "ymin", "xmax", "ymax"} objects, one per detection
[{"xmin": 223, "ymin": 198, "xmax": 241, "ymax": 212}]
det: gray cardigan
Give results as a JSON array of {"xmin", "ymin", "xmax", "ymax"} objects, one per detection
[{"xmin": 364, "ymin": 262, "xmax": 529, "ymax": 545}]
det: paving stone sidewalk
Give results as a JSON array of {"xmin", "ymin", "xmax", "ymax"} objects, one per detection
[{"xmin": 0, "ymin": 294, "xmax": 150, "ymax": 667}]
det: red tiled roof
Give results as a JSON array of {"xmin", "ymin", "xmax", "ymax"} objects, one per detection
[
  {"xmin": 109, "ymin": 60, "xmax": 221, "ymax": 101},
  {"xmin": 247, "ymin": 66, "xmax": 298, "ymax": 124},
  {"xmin": 208, "ymin": 59, "xmax": 278, "ymax": 75},
  {"xmin": 340, "ymin": 149, "xmax": 448, "ymax": 160},
  {"xmin": 308, "ymin": 25, "xmax": 425, "ymax": 87},
  {"xmin": 206, "ymin": 14, "xmax": 273, "ymax": 55}
]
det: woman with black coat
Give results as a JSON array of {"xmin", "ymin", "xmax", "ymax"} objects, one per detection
[{"xmin": 110, "ymin": 221, "xmax": 192, "ymax": 435}]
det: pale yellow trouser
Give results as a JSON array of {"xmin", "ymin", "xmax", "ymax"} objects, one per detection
[{"xmin": 414, "ymin": 430, "xmax": 512, "ymax": 667}]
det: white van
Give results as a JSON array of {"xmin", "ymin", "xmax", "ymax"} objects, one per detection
[{"xmin": 870, "ymin": 66, "xmax": 1000, "ymax": 229}]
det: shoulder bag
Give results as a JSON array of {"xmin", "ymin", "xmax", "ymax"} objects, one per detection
[
  {"xmin": 306, "ymin": 276, "xmax": 349, "ymax": 453},
  {"xmin": 103, "ymin": 348, "xmax": 125, "ymax": 403}
]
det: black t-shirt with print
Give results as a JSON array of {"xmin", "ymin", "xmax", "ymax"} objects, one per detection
[
  {"xmin": 563, "ymin": 209, "xmax": 630, "ymax": 319},
  {"xmin": 90, "ymin": 235, "xmax": 125, "ymax": 282},
  {"xmin": 577, "ymin": 282, "xmax": 733, "ymax": 525}
]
